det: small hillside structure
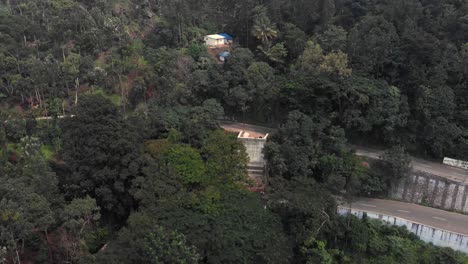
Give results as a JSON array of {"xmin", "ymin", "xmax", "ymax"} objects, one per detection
[
  {"xmin": 204, "ymin": 33, "xmax": 233, "ymax": 46},
  {"xmin": 218, "ymin": 51, "xmax": 231, "ymax": 62},
  {"xmin": 237, "ymin": 131, "xmax": 268, "ymax": 192}
]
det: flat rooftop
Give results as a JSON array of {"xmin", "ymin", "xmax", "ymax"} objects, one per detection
[
  {"xmin": 238, "ymin": 131, "xmax": 267, "ymax": 139},
  {"xmin": 205, "ymin": 34, "xmax": 225, "ymax": 39},
  {"xmin": 219, "ymin": 121, "xmax": 273, "ymax": 138}
]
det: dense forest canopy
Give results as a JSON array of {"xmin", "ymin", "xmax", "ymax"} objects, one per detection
[{"xmin": 1, "ymin": 0, "xmax": 468, "ymax": 263}]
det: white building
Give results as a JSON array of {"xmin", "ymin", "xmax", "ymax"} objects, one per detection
[{"xmin": 204, "ymin": 33, "xmax": 233, "ymax": 46}]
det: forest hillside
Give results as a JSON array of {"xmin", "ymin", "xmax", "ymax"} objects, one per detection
[{"xmin": 1, "ymin": 0, "xmax": 468, "ymax": 263}]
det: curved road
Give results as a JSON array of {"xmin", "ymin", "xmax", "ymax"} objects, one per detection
[
  {"xmin": 219, "ymin": 121, "xmax": 468, "ymax": 183},
  {"xmin": 219, "ymin": 121, "xmax": 275, "ymax": 135},
  {"xmin": 354, "ymin": 146, "xmax": 468, "ymax": 183},
  {"xmin": 220, "ymin": 121, "xmax": 468, "ymax": 238},
  {"xmin": 220, "ymin": 121, "xmax": 468, "ymax": 240},
  {"xmin": 342, "ymin": 198, "xmax": 468, "ymax": 236}
]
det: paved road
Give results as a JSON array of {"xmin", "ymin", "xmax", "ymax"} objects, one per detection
[
  {"xmin": 219, "ymin": 121, "xmax": 468, "ymax": 183},
  {"xmin": 221, "ymin": 121, "xmax": 468, "ymax": 235},
  {"xmin": 341, "ymin": 198, "xmax": 468, "ymax": 235},
  {"xmin": 218, "ymin": 121, "xmax": 275, "ymax": 135},
  {"xmin": 354, "ymin": 146, "xmax": 468, "ymax": 183}
]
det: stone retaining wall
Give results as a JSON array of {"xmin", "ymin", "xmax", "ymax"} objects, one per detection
[{"xmin": 390, "ymin": 170, "xmax": 468, "ymax": 213}]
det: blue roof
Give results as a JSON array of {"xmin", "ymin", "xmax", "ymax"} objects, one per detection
[
  {"xmin": 219, "ymin": 33, "xmax": 233, "ymax": 40},
  {"xmin": 218, "ymin": 51, "xmax": 231, "ymax": 58}
]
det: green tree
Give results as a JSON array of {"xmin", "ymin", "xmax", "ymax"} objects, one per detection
[
  {"xmin": 251, "ymin": 11, "xmax": 278, "ymax": 49},
  {"xmin": 300, "ymin": 237, "xmax": 332, "ymax": 264},
  {"xmin": 147, "ymin": 99, "xmax": 224, "ymax": 145},
  {"xmin": 261, "ymin": 42, "xmax": 288, "ymax": 64},
  {"xmin": 201, "ymin": 130, "xmax": 249, "ymax": 186},
  {"xmin": 19, "ymin": 136, "xmax": 62, "ymax": 207},
  {"xmin": 282, "ymin": 23, "xmax": 307, "ymax": 59},
  {"xmin": 0, "ymin": 180, "xmax": 55, "ymax": 264},
  {"xmin": 60, "ymin": 94, "xmax": 141, "ymax": 219},
  {"xmin": 0, "ymin": 246, "xmax": 6, "ymax": 264},
  {"xmin": 298, "ymin": 40, "xmax": 324, "ymax": 75},
  {"xmin": 264, "ymin": 111, "xmax": 326, "ymax": 180},
  {"xmin": 131, "ymin": 148, "xmax": 185, "ymax": 209},
  {"xmin": 246, "ymin": 61, "xmax": 279, "ymax": 120},
  {"xmin": 152, "ymin": 189, "xmax": 292, "ymax": 264},
  {"xmin": 167, "ymin": 144, "xmax": 206, "ymax": 186},
  {"xmin": 145, "ymin": 227, "xmax": 199, "ymax": 264},
  {"xmin": 382, "ymin": 145, "xmax": 411, "ymax": 181},
  {"xmin": 423, "ymin": 117, "xmax": 461, "ymax": 158},
  {"xmin": 268, "ymin": 176, "xmax": 335, "ymax": 246},
  {"xmin": 108, "ymin": 45, "xmax": 141, "ymax": 113},
  {"xmin": 343, "ymin": 77, "xmax": 408, "ymax": 143},
  {"xmin": 60, "ymin": 52, "xmax": 82, "ymax": 105},
  {"xmin": 348, "ymin": 15, "xmax": 400, "ymax": 77},
  {"xmin": 187, "ymin": 42, "xmax": 204, "ymax": 60},
  {"xmin": 60, "ymin": 196, "xmax": 101, "ymax": 263},
  {"xmin": 96, "ymin": 212, "xmax": 155, "ymax": 264},
  {"xmin": 320, "ymin": 50, "xmax": 352, "ymax": 78},
  {"xmin": 314, "ymin": 25, "xmax": 348, "ymax": 52},
  {"xmin": 319, "ymin": 151, "xmax": 366, "ymax": 195}
]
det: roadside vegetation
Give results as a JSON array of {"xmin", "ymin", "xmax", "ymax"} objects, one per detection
[{"xmin": 1, "ymin": 0, "xmax": 468, "ymax": 263}]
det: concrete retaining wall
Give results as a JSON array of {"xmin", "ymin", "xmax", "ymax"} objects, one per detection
[
  {"xmin": 237, "ymin": 132, "xmax": 268, "ymax": 188},
  {"xmin": 338, "ymin": 207, "xmax": 468, "ymax": 254},
  {"xmin": 238, "ymin": 137, "xmax": 267, "ymax": 165},
  {"xmin": 390, "ymin": 170, "xmax": 468, "ymax": 213}
]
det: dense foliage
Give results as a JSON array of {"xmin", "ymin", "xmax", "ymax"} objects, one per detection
[{"xmin": 1, "ymin": 0, "xmax": 468, "ymax": 263}]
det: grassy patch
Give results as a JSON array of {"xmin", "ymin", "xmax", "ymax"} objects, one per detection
[
  {"xmin": 41, "ymin": 145, "xmax": 55, "ymax": 160},
  {"xmin": 93, "ymin": 88, "xmax": 122, "ymax": 106},
  {"xmin": 6, "ymin": 143, "xmax": 19, "ymax": 153},
  {"xmin": 107, "ymin": 94, "xmax": 122, "ymax": 106}
]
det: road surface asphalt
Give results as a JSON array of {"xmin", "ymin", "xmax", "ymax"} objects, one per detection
[
  {"xmin": 341, "ymin": 198, "xmax": 468, "ymax": 235},
  {"xmin": 220, "ymin": 121, "xmax": 468, "ymax": 235},
  {"xmin": 218, "ymin": 121, "xmax": 275, "ymax": 135},
  {"xmin": 219, "ymin": 121, "xmax": 468, "ymax": 183},
  {"xmin": 353, "ymin": 146, "xmax": 468, "ymax": 183}
]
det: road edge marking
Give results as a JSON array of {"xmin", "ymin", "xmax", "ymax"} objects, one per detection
[{"xmin": 397, "ymin": 209, "xmax": 411, "ymax": 213}]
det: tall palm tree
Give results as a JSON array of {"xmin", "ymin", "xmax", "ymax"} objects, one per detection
[{"xmin": 251, "ymin": 15, "xmax": 278, "ymax": 49}]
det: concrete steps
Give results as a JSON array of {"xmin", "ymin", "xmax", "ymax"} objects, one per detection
[
  {"xmin": 247, "ymin": 161, "xmax": 265, "ymax": 191},
  {"xmin": 248, "ymin": 170, "xmax": 264, "ymax": 176}
]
